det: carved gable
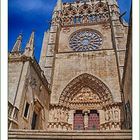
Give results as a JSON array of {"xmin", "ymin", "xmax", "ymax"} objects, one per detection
[{"xmin": 70, "ymin": 87, "xmax": 101, "ymax": 104}]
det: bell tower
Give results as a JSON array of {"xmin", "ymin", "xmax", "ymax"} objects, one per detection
[{"xmin": 39, "ymin": 0, "xmax": 128, "ymax": 131}]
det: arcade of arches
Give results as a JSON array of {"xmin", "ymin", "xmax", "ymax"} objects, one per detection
[{"xmin": 48, "ymin": 73, "xmax": 122, "ymax": 131}]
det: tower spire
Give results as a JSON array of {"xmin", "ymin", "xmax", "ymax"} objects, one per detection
[
  {"xmin": 56, "ymin": 0, "xmax": 62, "ymax": 11},
  {"xmin": 39, "ymin": 30, "xmax": 50, "ymax": 68},
  {"xmin": 52, "ymin": 0, "xmax": 62, "ymax": 23},
  {"xmin": 24, "ymin": 31, "xmax": 35, "ymax": 57},
  {"xmin": 11, "ymin": 34, "xmax": 22, "ymax": 53}
]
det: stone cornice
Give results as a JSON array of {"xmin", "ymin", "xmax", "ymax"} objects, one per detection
[
  {"xmin": 29, "ymin": 57, "xmax": 51, "ymax": 93},
  {"xmin": 49, "ymin": 104, "xmax": 70, "ymax": 110},
  {"xmin": 102, "ymin": 102, "xmax": 122, "ymax": 110}
]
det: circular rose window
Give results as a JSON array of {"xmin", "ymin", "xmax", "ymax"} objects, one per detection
[{"xmin": 69, "ymin": 29, "xmax": 102, "ymax": 51}]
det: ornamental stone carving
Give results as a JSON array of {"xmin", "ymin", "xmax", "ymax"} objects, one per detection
[
  {"xmin": 48, "ymin": 105, "xmax": 71, "ymax": 131},
  {"xmin": 53, "ymin": 2, "xmax": 109, "ymax": 26},
  {"xmin": 49, "ymin": 105, "xmax": 69, "ymax": 123},
  {"xmin": 101, "ymin": 103, "xmax": 121, "ymax": 130},
  {"xmin": 29, "ymin": 77, "xmax": 37, "ymax": 89},
  {"xmin": 59, "ymin": 73, "xmax": 113, "ymax": 108},
  {"xmin": 71, "ymin": 87, "xmax": 100, "ymax": 103},
  {"xmin": 69, "ymin": 29, "xmax": 103, "ymax": 51},
  {"xmin": 83, "ymin": 112, "xmax": 88, "ymax": 129}
]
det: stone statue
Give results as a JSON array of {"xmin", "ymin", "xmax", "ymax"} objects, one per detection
[
  {"xmin": 114, "ymin": 110, "xmax": 119, "ymax": 121},
  {"xmin": 105, "ymin": 110, "xmax": 109, "ymax": 121},
  {"xmin": 49, "ymin": 109, "xmax": 56, "ymax": 122},
  {"xmin": 54, "ymin": 109, "xmax": 58, "ymax": 122},
  {"xmin": 84, "ymin": 112, "xmax": 88, "ymax": 129}
]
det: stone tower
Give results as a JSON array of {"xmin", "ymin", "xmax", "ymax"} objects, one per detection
[{"xmin": 39, "ymin": 0, "xmax": 128, "ymax": 131}]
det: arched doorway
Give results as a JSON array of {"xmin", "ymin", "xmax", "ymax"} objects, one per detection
[
  {"xmin": 59, "ymin": 73, "xmax": 113, "ymax": 106},
  {"xmin": 71, "ymin": 86, "xmax": 101, "ymax": 130},
  {"xmin": 73, "ymin": 109, "xmax": 100, "ymax": 130},
  {"xmin": 88, "ymin": 110, "xmax": 100, "ymax": 130},
  {"xmin": 58, "ymin": 73, "xmax": 113, "ymax": 130},
  {"xmin": 73, "ymin": 110, "xmax": 84, "ymax": 130}
]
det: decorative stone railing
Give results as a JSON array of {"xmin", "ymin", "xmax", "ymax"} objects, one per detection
[
  {"xmin": 52, "ymin": 12, "xmax": 110, "ymax": 27},
  {"xmin": 100, "ymin": 121, "xmax": 121, "ymax": 130},
  {"xmin": 48, "ymin": 122, "xmax": 72, "ymax": 131},
  {"xmin": 8, "ymin": 102, "xmax": 19, "ymax": 122},
  {"xmin": 61, "ymin": 12, "xmax": 110, "ymax": 26},
  {"xmin": 8, "ymin": 102, "xmax": 14, "ymax": 118},
  {"xmin": 8, "ymin": 104, "xmax": 19, "ymax": 129}
]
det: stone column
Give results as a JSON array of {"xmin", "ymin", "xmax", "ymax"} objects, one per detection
[{"xmin": 68, "ymin": 110, "xmax": 74, "ymax": 128}]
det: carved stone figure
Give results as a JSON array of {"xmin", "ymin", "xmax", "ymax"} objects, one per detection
[
  {"xmin": 54, "ymin": 109, "xmax": 58, "ymax": 122},
  {"xmin": 84, "ymin": 112, "xmax": 88, "ymax": 129},
  {"xmin": 114, "ymin": 110, "xmax": 119, "ymax": 121}
]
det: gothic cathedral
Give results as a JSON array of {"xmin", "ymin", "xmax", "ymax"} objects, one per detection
[{"xmin": 8, "ymin": 0, "xmax": 132, "ymax": 139}]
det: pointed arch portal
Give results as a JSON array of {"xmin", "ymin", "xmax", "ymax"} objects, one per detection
[
  {"xmin": 58, "ymin": 73, "xmax": 113, "ymax": 130},
  {"xmin": 59, "ymin": 73, "xmax": 113, "ymax": 109}
]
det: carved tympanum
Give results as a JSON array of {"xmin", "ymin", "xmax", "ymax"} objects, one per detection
[
  {"xmin": 70, "ymin": 87, "xmax": 101, "ymax": 103},
  {"xmin": 59, "ymin": 73, "xmax": 113, "ymax": 108}
]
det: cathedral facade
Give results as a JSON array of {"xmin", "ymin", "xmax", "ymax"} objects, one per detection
[{"xmin": 8, "ymin": 0, "xmax": 132, "ymax": 139}]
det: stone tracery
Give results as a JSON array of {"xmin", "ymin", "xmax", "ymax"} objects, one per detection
[
  {"xmin": 94, "ymin": 2, "xmax": 108, "ymax": 13},
  {"xmin": 48, "ymin": 74, "xmax": 122, "ymax": 130},
  {"xmin": 54, "ymin": 2, "xmax": 110, "ymax": 26},
  {"xmin": 69, "ymin": 29, "xmax": 103, "ymax": 51},
  {"xmin": 47, "ymin": 1, "xmax": 125, "ymax": 131},
  {"xmin": 59, "ymin": 73, "xmax": 113, "ymax": 108},
  {"xmin": 79, "ymin": 4, "xmax": 93, "ymax": 15}
]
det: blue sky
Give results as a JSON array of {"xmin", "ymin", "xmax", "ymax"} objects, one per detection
[{"xmin": 8, "ymin": 0, "xmax": 131, "ymax": 61}]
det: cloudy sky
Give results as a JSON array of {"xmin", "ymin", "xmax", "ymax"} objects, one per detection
[{"xmin": 8, "ymin": 0, "xmax": 131, "ymax": 61}]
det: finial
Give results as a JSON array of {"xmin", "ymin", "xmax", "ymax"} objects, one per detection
[
  {"xmin": 56, "ymin": 0, "xmax": 62, "ymax": 11},
  {"xmin": 11, "ymin": 33, "xmax": 22, "ymax": 53},
  {"xmin": 24, "ymin": 31, "xmax": 35, "ymax": 57}
]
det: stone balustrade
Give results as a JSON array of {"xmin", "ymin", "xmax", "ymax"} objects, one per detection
[
  {"xmin": 100, "ymin": 121, "xmax": 121, "ymax": 130},
  {"xmin": 48, "ymin": 122, "xmax": 72, "ymax": 131}
]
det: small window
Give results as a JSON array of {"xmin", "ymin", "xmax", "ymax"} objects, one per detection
[
  {"xmin": 31, "ymin": 112, "xmax": 38, "ymax": 130},
  {"xmin": 24, "ymin": 102, "xmax": 30, "ymax": 118}
]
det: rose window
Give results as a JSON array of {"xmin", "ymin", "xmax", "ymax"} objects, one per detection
[{"xmin": 69, "ymin": 29, "xmax": 102, "ymax": 51}]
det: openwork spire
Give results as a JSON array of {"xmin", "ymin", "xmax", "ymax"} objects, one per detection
[
  {"xmin": 24, "ymin": 31, "xmax": 35, "ymax": 57},
  {"xmin": 11, "ymin": 34, "xmax": 22, "ymax": 53},
  {"xmin": 56, "ymin": 0, "xmax": 62, "ymax": 11}
]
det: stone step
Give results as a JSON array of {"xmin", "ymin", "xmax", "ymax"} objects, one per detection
[{"xmin": 8, "ymin": 130, "xmax": 132, "ymax": 140}]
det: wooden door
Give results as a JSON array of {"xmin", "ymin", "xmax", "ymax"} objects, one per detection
[
  {"xmin": 88, "ymin": 110, "xmax": 100, "ymax": 130},
  {"xmin": 73, "ymin": 110, "xmax": 84, "ymax": 130}
]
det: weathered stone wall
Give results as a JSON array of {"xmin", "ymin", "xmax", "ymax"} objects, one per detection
[
  {"xmin": 51, "ymin": 50, "xmax": 121, "ymax": 104},
  {"xmin": 8, "ymin": 58, "xmax": 50, "ymax": 130},
  {"xmin": 123, "ymin": 26, "xmax": 132, "ymax": 112},
  {"xmin": 8, "ymin": 61, "xmax": 23, "ymax": 105},
  {"xmin": 17, "ymin": 61, "xmax": 50, "ymax": 130},
  {"xmin": 58, "ymin": 25, "xmax": 112, "ymax": 53},
  {"xmin": 122, "ymin": 22, "xmax": 132, "ymax": 129}
]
